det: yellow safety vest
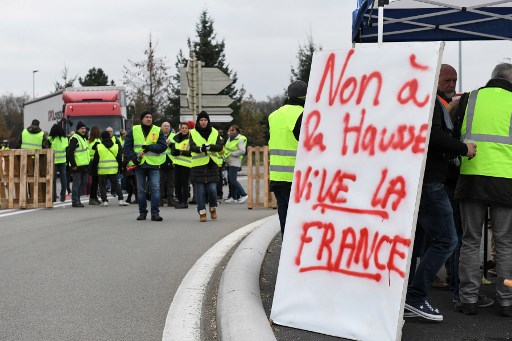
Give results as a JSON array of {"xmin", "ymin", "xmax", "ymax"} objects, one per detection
[
  {"xmin": 173, "ymin": 135, "xmax": 192, "ymax": 168},
  {"xmin": 224, "ymin": 135, "xmax": 247, "ymax": 160},
  {"xmin": 190, "ymin": 128, "xmax": 223, "ymax": 167},
  {"xmin": 21, "ymin": 129, "xmax": 44, "ymax": 149},
  {"xmin": 460, "ymin": 88, "xmax": 512, "ymax": 179},
  {"xmin": 97, "ymin": 144, "xmax": 119, "ymax": 175},
  {"xmin": 48, "ymin": 136, "xmax": 69, "ymax": 164},
  {"xmin": 71, "ymin": 134, "xmax": 90, "ymax": 166},
  {"xmin": 268, "ymin": 105, "xmax": 303, "ymax": 182},
  {"xmin": 89, "ymin": 138, "xmax": 101, "ymax": 158},
  {"xmin": 133, "ymin": 125, "xmax": 166, "ymax": 166},
  {"xmin": 164, "ymin": 132, "xmax": 176, "ymax": 163},
  {"xmin": 0, "ymin": 146, "xmax": 10, "ymax": 150}
]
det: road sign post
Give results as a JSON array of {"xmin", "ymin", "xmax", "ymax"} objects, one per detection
[{"xmin": 180, "ymin": 56, "xmax": 234, "ymax": 123}]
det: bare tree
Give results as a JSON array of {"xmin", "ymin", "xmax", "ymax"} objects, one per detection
[{"xmin": 54, "ymin": 66, "xmax": 77, "ymax": 91}]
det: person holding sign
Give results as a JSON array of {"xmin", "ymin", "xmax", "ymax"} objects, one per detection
[
  {"xmin": 455, "ymin": 63, "xmax": 512, "ymax": 317},
  {"xmin": 404, "ymin": 65, "xmax": 477, "ymax": 322},
  {"xmin": 268, "ymin": 80, "xmax": 307, "ymax": 237}
]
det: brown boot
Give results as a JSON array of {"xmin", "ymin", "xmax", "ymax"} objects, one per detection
[
  {"xmin": 210, "ymin": 207, "xmax": 217, "ymax": 220},
  {"xmin": 199, "ymin": 209, "xmax": 207, "ymax": 222}
]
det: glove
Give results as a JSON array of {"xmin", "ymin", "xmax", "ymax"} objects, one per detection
[
  {"xmin": 133, "ymin": 157, "xmax": 141, "ymax": 165},
  {"xmin": 171, "ymin": 149, "xmax": 181, "ymax": 156},
  {"xmin": 205, "ymin": 144, "xmax": 211, "ymax": 151},
  {"xmin": 142, "ymin": 145, "xmax": 151, "ymax": 153},
  {"xmin": 200, "ymin": 144, "xmax": 208, "ymax": 153}
]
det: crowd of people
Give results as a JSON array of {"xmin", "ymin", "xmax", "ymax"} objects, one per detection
[{"xmin": 15, "ymin": 110, "xmax": 249, "ymax": 223}]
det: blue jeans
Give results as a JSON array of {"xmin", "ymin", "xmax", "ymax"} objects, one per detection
[
  {"xmin": 406, "ymin": 182, "xmax": 458, "ymax": 305},
  {"xmin": 227, "ymin": 166, "xmax": 246, "ymax": 200},
  {"xmin": 135, "ymin": 167, "xmax": 160, "ymax": 216},
  {"xmin": 273, "ymin": 187, "xmax": 291, "ymax": 237},
  {"xmin": 195, "ymin": 182, "xmax": 217, "ymax": 212},
  {"xmin": 53, "ymin": 163, "xmax": 67, "ymax": 202},
  {"xmin": 71, "ymin": 170, "xmax": 88, "ymax": 205}
]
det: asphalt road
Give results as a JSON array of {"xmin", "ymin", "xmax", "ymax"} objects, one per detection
[{"xmin": 0, "ymin": 188, "xmax": 274, "ymax": 341}]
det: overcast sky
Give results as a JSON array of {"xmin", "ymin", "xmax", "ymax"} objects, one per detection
[{"xmin": 1, "ymin": 0, "xmax": 512, "ymax": 102}]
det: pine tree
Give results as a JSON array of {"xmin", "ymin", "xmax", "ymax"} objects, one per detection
[
  {"xmin": 123, "ymin": 34, "xmax": 172, "ymax": 125},
  {"xmin": 54, "ymin": 66, "xmax": 77, "ymax": 91},
  {"xmin": 290, "ymin": 35, "xmax": 321, "ymax": 84},
  {"xmin": 169, "ymin": 10, "xmax": 242, "ymax": 128},
  {"xmin": 79, "ymin": 67, "xmax": 115, "ymax": 86}
]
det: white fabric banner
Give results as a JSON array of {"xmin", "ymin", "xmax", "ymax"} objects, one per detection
[{"xmin": 271, "ymin": 42, "xmax": 444, "ymax": 341}]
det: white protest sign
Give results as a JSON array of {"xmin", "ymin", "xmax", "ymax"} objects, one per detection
[{"xmin": 270, "ymin": 42, "xmax": 444, "ymax": 341}]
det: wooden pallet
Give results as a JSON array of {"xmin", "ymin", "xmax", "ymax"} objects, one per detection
[
  {"xmin": 246, "ymin": 146, "xmax": 276, "ymax": 209},
  {"xmin": 0, "ymin": 149, "xmax": 54, "ymax": 209}
]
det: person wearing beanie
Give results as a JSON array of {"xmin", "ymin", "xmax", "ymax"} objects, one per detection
[
  {"xmin": 268, "ymin": 79, "xmax": 307, "ymax": 238},
  {"xmin": 171, "ymin": 121, "xmax": 193, "ymax": 209},
  {"xmin": 123, "ymin": 110, "xmax": 167, "ymax": 221},
  {"xmin": 66, "ymin": 121, "xmax": 90, "ymax": 207},
  {"xmin": 17, "ymin": 118, "xmax": 47, "ymax": 149},
  {"xmin": 188, "ymin": 111, "xmax": 224, "ymax": 222},
  {"xmin": 90, "ymin": 131, "xmax": 129, "ymax": 207}
]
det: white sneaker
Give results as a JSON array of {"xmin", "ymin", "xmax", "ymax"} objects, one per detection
[
  {"xmin": 100, "ymin": 201, "xmax": 109, "ymax": 207},
  {"xmin": 225, "ymin": 197, "xmax": 236, "ymax": 204},
  {"xmin": 237, "ymin": 195, "xmax": 248, "ymax": 204},
  {"xmin": 118, "ymin": 200, "xmax": 129, "ymax": 206}
]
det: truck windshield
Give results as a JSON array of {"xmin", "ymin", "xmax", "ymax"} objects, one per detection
[{"xmin": 67, "ymin": 116, "xmax": 124, "ymax": 137}]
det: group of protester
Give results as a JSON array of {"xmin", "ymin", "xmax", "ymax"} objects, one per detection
[
  {"xmin": 17, "ymin": 111, "xmax": 248, "ymax": 223},
  {"xmin": 269, "ymin": 64, "xmax": 512, "ymax": 323}
]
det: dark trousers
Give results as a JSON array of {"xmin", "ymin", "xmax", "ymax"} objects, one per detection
[
  {"xmin": 99, "ymin": 174, "xmax": 123, "ymax": 202},
  {"xmin": 273, "ymin": 187, "xmax": 291, "ymax": 238},
  {"xmin": 160, "ymin": 166, "xmax": 175, "ymax": 204},
  {"xmin": 53, "ymin": 163, "xmax": 67, "ymax": 202},
  {"xmin": 71, "ymin": 170, "xmax": 88, "ymax": 205},
  {"xmin": 89, "ymin": 174, "xmax": 99, "ymax": 200},
  {"xmin": 174, "ymin": 165, "xmax": 190, "ymax": 204}
]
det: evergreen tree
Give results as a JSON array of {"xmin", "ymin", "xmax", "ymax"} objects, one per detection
[
  {"xmin": 79, "ymin": 67, "xmax": 115, "ymax": 86},
  {"xmin": 123, "ymin": 34, "xmax": 172, "ymax": 124},
  {"xmin": 54, "ymin": 66, "xmax": 77, "ymax": 91},
  {"xmin": 169, "ymin": 10, "xmax": 242, "ymax": 128},
  {"xmin": 290, "ymin": 35, "xmax": 321, "ymax": 84},
  {"xmin": 0, "ymin": 94, "xmax": 28, "ymax": 139}
]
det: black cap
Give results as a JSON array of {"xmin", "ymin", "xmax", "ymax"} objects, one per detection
[
  {"xmin": 31, "ymin": 119, "xmax": 40, "ymax": 126},
  {"xmin": 76, "ymin": 121, "xmax": 87, "ymax": 130},
  {"xmin": 287, "ymin": 80, "xmax": 308, "ymax": 99}
]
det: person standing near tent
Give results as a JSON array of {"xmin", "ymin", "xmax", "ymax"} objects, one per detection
[
  {"xmin": 404, "ymin": 64, "xmax": 477, "ymax": 322},
  {"xmin": 268, "ymin": 80, "xmax": 307, "ymax": 238},
  {"xmin": 454, "ymin": 63, "xmax": 512, "ymax": 317}
]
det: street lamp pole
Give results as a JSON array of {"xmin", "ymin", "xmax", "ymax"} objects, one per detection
[{"xmin": 32, "ymin": 70, "xmax": 39, "ymax": 99}]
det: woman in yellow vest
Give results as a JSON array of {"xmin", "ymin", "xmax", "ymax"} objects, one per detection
[
  {"xmin": 189, "ymin": 111, "xmax": 224, "ymax": 222},
  {"xmin": 88, "ymin": 126, "xmax": 102, "ymax": 205},
  {"xmin": 223, "ymin": 125, "xmax": 248, "ymax": 204},
  {"xmin": 171, "ymin": 122, "xmax": 193, "ymax": 209},
  {"xmin": 48, "ymin": 124, "xmax": 69, "ymax": 202}
]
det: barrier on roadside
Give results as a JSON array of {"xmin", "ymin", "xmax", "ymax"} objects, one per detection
[
  {"xmin": 246, "ymin": 146, "xmax": 276, "ymax": 209},
  {"xmin": 0, "ymin": 149, "xmax": 54, "ymax": 209}
]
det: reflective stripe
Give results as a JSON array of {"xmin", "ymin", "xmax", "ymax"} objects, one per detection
[
  {"xmin": 21, "ymin": 142, "xmax": 42, "ymax": 147},
  {"xmin": 269, "ymin": 149, "xmax": 297, "ymax": 157},
  {"xmin": 462, "ymin": 90, "xmax": 512, "ymax": 145},
  {"xmin": 270, "ymin": 165, "xmax": 295, "ymax": 173},
  {"xmin": 174, "ymin": 156, "xmax": 192, "ymax": 164}
]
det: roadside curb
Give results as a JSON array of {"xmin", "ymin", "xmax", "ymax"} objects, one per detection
[
  {"xmin": 162, "ymin": 214, "xmax": 278, "ymax": 341},
  {"xmin": 217, "ymin": 215, "xmax": 279, "ymax": 341}
]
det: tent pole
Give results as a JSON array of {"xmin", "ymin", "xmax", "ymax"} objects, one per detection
[{"xmin": 458, "ymin": 41, "xmax": 463, "ymax": 93}]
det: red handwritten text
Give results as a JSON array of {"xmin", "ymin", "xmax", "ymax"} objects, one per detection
[
  {"xmin": 303, "ymin": 110, "xmax": 326, "ymax": 152},
  {"xmin": 295, "ymin": 221, "xmax": 411, "ymax": 283},
  {"xmin": 341, "ymin": 109, "xmax": 428, "ymax": 156}
]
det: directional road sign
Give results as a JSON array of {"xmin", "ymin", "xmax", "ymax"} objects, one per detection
[
  {"xmin": 180, "ymin": 114, "xmax": 233, "ymax": 123},
  {"xmin": 180, "ymin": 68, "xmax": 233, "ymax": 95}
]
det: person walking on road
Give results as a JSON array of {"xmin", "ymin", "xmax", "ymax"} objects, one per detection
[
  {"xmin": 268, "ymin": 80, "xmax": 307, "ymax": 237},
  {"xmin": 66, "ymin": 121, "xmax": 90, "ymax": 207},
  {"xmin": 123, "ymin": 110, "xmax": 167, "ymax": 221},
  {"xmin": 403, "ymin": 64, "xmax": 477, "ymax": 322},
  {"xmin": 455, "ymin": 63, "xmax": 512, "ymax": 317},
  {"xmin": 90, "ymin": 131, "xmax": 129, "ymax": 207},
  {"xmin": 87, "ymin": 126, "xmax": 102, "ymax": 205},
  {"xmin": 160, "ymin": 121, "xmax": 176, "ymax": 207},
  {"xmin": 48, "ymin": 124, "xmax": 68, "ymax": 203},
  {"xmin": 223, "ymin": 125, "xmax": 248, "ymax": 204},
  {"xmin": 171, "ymin": 122, "xmax": 192, "ymax": 209},
  {"xmin": 189, "ymin": 111, "xmax": 224, "ymax": 222}
]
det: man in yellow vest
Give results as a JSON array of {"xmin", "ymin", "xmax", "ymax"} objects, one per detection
[
  {"xmin": 455, "ymin": 63, "xmax": 512, "ymax": 317},
  {"xmin": 18, "ymin": 119, "xmax": 47, "ymax": 149},
  {"xmin": 123, "ymin": 110, "xmax": 167, "ymax": 221},
  {"xmin": 66, "ymin": 121, "xmax": 90, "ymax": 207},
  {"xmin": 268, "ymin": 80, "xmax": 307, "ymax": 238},
  {"xmin": 90, "ymin": 131, "xmax": 129, "ymax": 207}
]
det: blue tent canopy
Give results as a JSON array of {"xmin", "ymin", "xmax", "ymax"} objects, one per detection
[{"xmin": 353, "ymin": 0, "xmax": 512, "ymax": 43}]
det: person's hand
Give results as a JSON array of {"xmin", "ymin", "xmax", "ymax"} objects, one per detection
[
  {"xmin": 465, "ymin": 142, "xmax": 477, "ymax": 160},
  {"xmin": 142, "ymin": 145, "xmax": 151, "ymax": 153},
  {"xmin": 133, "ymin": 157, "xmax": 141, "ymax": 165},
  {"xmin": 200, "ymin": 144, "xmax": 208, "ymax": 153},
  {"xmin": 171, "ymin": 149, "xmax": 180, "ymax": 156}
]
